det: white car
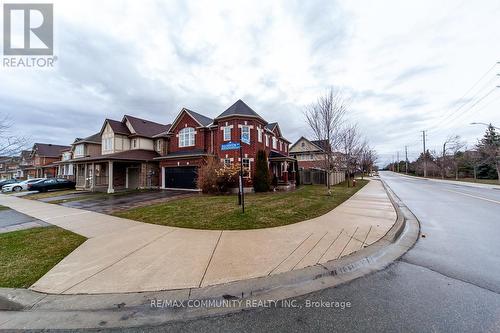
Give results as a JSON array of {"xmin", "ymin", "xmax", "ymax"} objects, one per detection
[{"xmin": 1, "ymin": 178, "xmax": 46, "ymax": 192}]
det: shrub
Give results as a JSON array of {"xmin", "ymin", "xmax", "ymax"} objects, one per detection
[
  {"xmin": 215, "ymin": 164, "xmax": 240, "ymax": 193},
  {"xmin": 253, "ymin": 150, "xmax": 271, "ymax": 192},
  {"xmin": 197, "ymin": 157, "xmax": 222, "ymax": 194}
]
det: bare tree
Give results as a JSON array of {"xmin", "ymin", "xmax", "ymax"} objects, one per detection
[
  {"xmin": 339, "ymin": 124, "xmax": 363, "ymax": 187},
  {"xmin": 304, "ymin": 88, "xmax": 347, "ymax": 189},
  {"xmin": 0, "ymin": 115, "xmax": 30, "ymax": 156},
  {"xmin": 440, "ymin": 135, "xmax": 464, "ymax": 179},
  {"xmin": 360, "ymin": 144, "xmax": 378, "ymax": 179}
]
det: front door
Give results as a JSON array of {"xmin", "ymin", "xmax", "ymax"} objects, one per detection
[{"xmin": 127, "ymin": 167, "xmax": 140, "ymax": 189}]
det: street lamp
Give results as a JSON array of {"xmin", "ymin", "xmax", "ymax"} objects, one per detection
[{"xmin": 470, "ymin": 122, "xmax": 500, "ymax": 130}]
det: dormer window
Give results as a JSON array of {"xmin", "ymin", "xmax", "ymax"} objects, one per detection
[{"xmin": 179, "ymin": 127, "xmax": 195, "ymax": 147}]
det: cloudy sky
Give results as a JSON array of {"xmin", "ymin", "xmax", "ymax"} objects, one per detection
[{"xmin": 2, "ymin": 0, "xmax": 500, "ymax": 165}]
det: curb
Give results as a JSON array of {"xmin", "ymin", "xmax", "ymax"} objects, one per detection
[{"xmin": 0, "ymin": 179, "xmax": 421, "ymax": 330}]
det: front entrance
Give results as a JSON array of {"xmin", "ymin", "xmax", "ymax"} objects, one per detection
[
  {"xmin": 165, "ymin": 167, "xmax": 197, "ymax": 189},
  {"xmin": 126, "ymin": 167, "xmax": 140, "ymax": 189}
]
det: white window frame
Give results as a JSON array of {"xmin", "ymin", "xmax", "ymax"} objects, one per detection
[
  {"xmin": 75, "ymin": 144, "xmax": 84, "ymax": 156},
  {"xmin": 279, "ymin": 141, "xmax": 282, "ymax": 151},
  {"xmin": 242, "ymin": 158, "xmax": 251, "ymax": 178},
  {"xmin": 223, "ymin": 158, "xmax": 231, "ymax": 166},
  {"xmin": 132, "ymin": 139, "xmax": 137, "ymax": 148},
  {"xmin": 272, "ymin": 137, "xmax": 277, "ymax": 149},
  {"xmin": 179, "ymin": 127, "xmax": 195, "ymax": 147},
  {"xmin": 223, "ymin": 127, "xmax": 231, "ymax": 141},
  {"xmin": 257, "ymin": 127, "xmax": 262, "ymax": 142},
  {"xmin": 241, "ymin": 126, "xmax": 250, "ymax": 143},
  {"xmin": 156, "ymin": 140, "xmax": 161, "ymax": 152},
  {"xmin": 265, "ymin": 135, "xmax": 269, "ymax": 147}
]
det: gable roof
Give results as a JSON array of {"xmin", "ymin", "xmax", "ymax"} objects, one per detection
[
  {"xmin": 104, "ymin": 119, "xmax": 131, "ymax": 135},
  {"xmin": 74, "ymin": 132, "xmax": 101, "ymax": 145},
  {"xmin": 32, "ymin": 143, "xmax": 71, "ymax": 157},
  {"xmin": 168, "ymin": 108, "xmax": 213, "ymax": 133},
  {"xmin": 215, "ymin": 99, "xmax": 266, "ymax": 122},
  {"xmin": 123, "ymin": 115, "xmax": 170, "ymax": 137},
  {"xmin": 311, "ymin": 140, "xmax": 330, "ymax": 151},
  {"xmin": 289, "ymin": 136, "xmax": 326, "ymax": 152}
]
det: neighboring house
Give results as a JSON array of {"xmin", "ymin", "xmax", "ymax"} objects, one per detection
[
  {"xmin": 156, "ymin": 99, "xmax": 295, "ymax": 190},
  {"xmin": 71, "ymin": 115, "xmax": 170, "ymax": 193},
  {"xmin": 0, "ymin": 156, "xmax": 19, "ymax": 180},
  {"xmin": 289, "ymin": 137, "xmax": 330, "ymax": 170},
  {"xmin": 15, "ymin": 150, "xmax": 33, "ymax": 179},
  {"xmin": 25, "ymin": 143, "xmax": 70, "ymax": 178},
  {"xmin": 55, "ymin": 132, "xmax": 102, "ymax": 183}
]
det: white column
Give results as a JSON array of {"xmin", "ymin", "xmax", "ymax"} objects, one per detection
[
  {"xmin": 107, "ymin": 161, "xmax": 114, "ymax": 193},
  {"xmin": 84, "ymin": 163, "xmax": 88, "ymax": 189},
  {"xmin": 161, "ymin": 166, "xmax": 165, "ymax": 189},
  {"xmin": 91, "ymin": 162, "xmax": 95, "ymax": 191}
]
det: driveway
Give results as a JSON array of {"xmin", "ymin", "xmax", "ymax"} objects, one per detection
[
  {"xmin": 0, "ymin": 180, "xmax": 396, "ymax": 294},
  {"xmin": 0, "ymin": 208, "xmax": 49, "ymax": 234},
  {"xmin": 56, "ymin": 190, "xmax": 193, "ymax": 214}
]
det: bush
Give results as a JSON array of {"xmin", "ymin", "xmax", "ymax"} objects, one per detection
[
  {"xmin": 253, "ymin": 150, "xmax": 271, "ymax": 192},
  {"xmin": 215, "ymin": 164, "xmax": 240, "ymax": 193},
  {"xmin": 197, "ymin": 157, "xmax": 222, "ymax": 194}
]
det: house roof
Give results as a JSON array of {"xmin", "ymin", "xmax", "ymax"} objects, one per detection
[
  {"xmin": 266, "ymin": 122, "xmax": 278, "ymax": 131},
  {"xmin": 105, "ymin": 119, "xmax": 131, "ymax": 135},
  {"xmin": 185, "ymin": 109, "xmax": 213, "ymax": 127},
  {"xmin": 124, "ymin": 115, "xmax": 170, "ymax": 137},
  {"xmin": 268, "ymin": 150, "xmax": 296, "ymax": 161},
  {"xmin": 154, "ymin": 149, "xmax": 210, "ymax": 160},
  {"xmin": 70, "ymin": 149, "xmax": 160, "ymax": 162},
  {"xmin": 32, "ymin": 143, "xmax": 71, "ymax": 157},
  {"xmin": 74, "ymin": 132, "xmax": 101, "ymax": 145},
  {"xmin": 311, "ymin": 140, "xmax": 330, "ymax": 151},
  {"xmin": 215, "ymin": 99, "xmax": 266, "ymax": 122}
]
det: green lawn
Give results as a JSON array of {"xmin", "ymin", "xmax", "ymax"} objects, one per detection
[
  {"xmin": 0, "ymin": 205, "xmax": 9, "ymax": 211},
  {"xmin": 24, "ymin": 189, "xmax": 81, "ymax": 200},
  {"xmin": 114, "ymin": 180, "xmax": 368, "ymax": 230},
  {"xmin": 0, "ymin": 226, "xmax": 86, "ymax": 288}
]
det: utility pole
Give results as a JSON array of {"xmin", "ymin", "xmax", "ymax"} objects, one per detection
[
  {"xmin": 422, "ymin": 130, "xmax": 427, "ymax": 177},
  {"xmin": 442, "ymin": 141, "xmax": 447, "ymax": 180},
  {"xmin": 405, "ymin": 146, "xmax": 409, "ymax": 174},
  {"xmin": 396, "ymin": 151, "xmax": 400, "ymax": 173}
]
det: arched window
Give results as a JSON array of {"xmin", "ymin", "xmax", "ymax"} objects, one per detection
[{"xmin": 179, "ymin": 127, "xmax": 195, "ymax": 147}]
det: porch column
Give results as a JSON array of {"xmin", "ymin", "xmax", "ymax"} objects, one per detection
[
  {"xmin": 161, "ymin": 166, "xmax": 165, "ymax": 189},
  {"xmin": 75, "ymin": 163, "xmax": 79, "ymax": 186},
  {"xmin": 283, "ymin": 161, "xmax": 288, "ymax": 183},
  {"xmin": 91, "ymin": 162, "xmax": 95, "ymax": 191},
  {"xmin": 107, "ymin": 161, "xmax": 114, "ymax": 193},
  {"xmin": 84, "ymin": 163, "xmax": 88, "ymax": 189}
]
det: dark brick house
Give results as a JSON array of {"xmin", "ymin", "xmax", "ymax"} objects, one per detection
[{"xmin": 156, "ymin": 99, "xmax": 295, "ymax": 190}]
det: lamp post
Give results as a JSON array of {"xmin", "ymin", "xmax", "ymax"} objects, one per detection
[{"xmin": 470, "ymin": 122, "xmax": 500, "ymax": 130}]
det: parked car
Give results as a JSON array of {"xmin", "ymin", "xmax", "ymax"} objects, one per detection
[
  {"xmin": 1, "ymin": 178, "xmax": 46, "ymax": 192},
  {"xmin": 0, "ymin": 179, "xmax": 18, "ymax": 188},
  {"xmin": 28, "ymin": 178, "xmax": 76, "ymax": 192}
]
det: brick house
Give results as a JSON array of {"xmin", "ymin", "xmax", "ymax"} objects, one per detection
[
  {"xmin": 156, "ymin": 99, "xmax": 295, "ymax": 190},
  {"xmin": 289, "ymin": 137, "xmax": 329, "ymax": 170},
  {"xmin": 25, "ymin": 143, "xmax": 71, "ymax": 178}
]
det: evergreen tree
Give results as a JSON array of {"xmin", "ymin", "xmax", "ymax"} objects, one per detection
[
  {"xmin": 476, "ymin": 124, "xmax": 500, "ymax": 181},
  {"xmin": 253, "ymin": 150, "xmax": 271, "ymax": 192}
]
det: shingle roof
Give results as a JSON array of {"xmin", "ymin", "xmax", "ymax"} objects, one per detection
[
  {"xmin": 155, "ymin": 149, "xmax": 209, "ymax": 159},
  {"xmin": 215, "ymin": 99, "xmax": 265, "ymax": 121},
  {"xmin": 74, "ymin": 132, "xmax": 101, "ymax": 144},
  {"xmin": 106, "ymin": 119, "xmax": 131, "ymax": 135},
  {"xmin": 70, "ymin": 149, "xmax": 160, "ymax": 162},
  {"xmin": 265, "ymin": 122, "xmax": 278, "ymax": 131},
  {"xmin": 311, "ymin": 140, "xmax": 330, "ymax": 151},
  {"xmin": 33, "ymin": 143, "xmax": 71, "ymax": 157},
  {"xmin": 124, "ymin": 115, "xmax": 170, "ymax": 137},
  {"xmin": 185, "ymin": 109, "xmax": 213, "ymax": 127}
]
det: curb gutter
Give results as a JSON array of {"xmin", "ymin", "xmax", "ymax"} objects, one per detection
[{"xmin": 0, "ymin": 179, "xmax": 421, "ymax": 330}]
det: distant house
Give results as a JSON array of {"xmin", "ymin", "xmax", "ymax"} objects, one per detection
[
  {"xmin": 0, "ymin": 156, "xmax": 19, "ymax": 179},
  {"xmin": 26, "ymin": 143, "xmax": 71, "ymax": 178},
  {"xmin": 16, "ymin": 150, "xmax": 33, "ymax": 179},
  {"xmin": 289, "ymin": 137, "xmax": 331, "ymax": 170}
]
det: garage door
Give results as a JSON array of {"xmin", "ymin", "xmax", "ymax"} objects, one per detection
[{"xmin": 165, "ymin": 167, "xmax": 198, "ymax": 189}]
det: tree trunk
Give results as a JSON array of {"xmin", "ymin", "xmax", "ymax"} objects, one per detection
[{"xmin": 496, "ymin": 162, "xmax": 500, "ymax": 184}]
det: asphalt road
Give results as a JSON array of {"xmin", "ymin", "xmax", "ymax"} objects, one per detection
[{"xmin": 117, "ymin": 172, "xmax": 500, "ymax": 333}]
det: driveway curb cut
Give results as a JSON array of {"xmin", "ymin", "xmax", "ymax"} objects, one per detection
[{"xmin": 0, "ymin": 179, "xmax": 421, "ymax": 330}]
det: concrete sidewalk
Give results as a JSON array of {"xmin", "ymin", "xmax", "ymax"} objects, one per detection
[{"xmin": 0, "ymin": 180, "xmax": 396, "ymax": 294}]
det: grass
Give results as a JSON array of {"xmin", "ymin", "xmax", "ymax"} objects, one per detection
[
  {"xmin": 0, "ymin": 205, "xmax": 9, "ymax": 211},
  {"xmin": 45, "ymin": 189, "xmax": 153, "ymax": 205},
  {"xmin": 114, "ymin": 180, "xmax": 368, "ymax": 230},
  {"xmin": 0, "ymin": 226, "xmax": 86, "ymax": 288},
  {"xmin": 24, "ymin": 189, "xmax": 81, "ymax": 200}
]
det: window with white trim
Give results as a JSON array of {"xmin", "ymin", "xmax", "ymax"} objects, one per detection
[
  {"xmin": 241, "ymin": 126, "xmax": 250, "ymax": 143},
  {"xmin": 103, "ymin": 138, "xmax": 113, "ymax": 151},
  {"xmin": 223, "ymin": 158, "xmax": 231, "ymax": 166},
  {"xmin": 156, "ymin": 140, "xmax": 161, "ymax": 152},
  {"xmin": 74, "ymin": 144, "xmax": 84, "ymax": 156},
  {"xmin": 179, "ymin": 127, "xmax": 195, "ymax": 147},
  {"xmin": 223, "ymin": 127, "xmax": 231, "ymax": 141},
  {"xmin": 257, "ymin": 128, "xmax": 262, "ymax": 142},
  {"xmin": 272, "ymin": 137, "xmax": 277, "ymax": 149},
  {"xmin": 132, "ymin": 139, "xmax": 137, "ymax": 148},
  {"xmin": 279, "ymin": 141, "xmax": 282, "ymax": 151},
  {"xmin": 265, "ymin": 135, "xmax": 269, "ymax": 147},
  {"xmin": 242, "ymin": 158, "xmax": 251, "ymax": 177}
]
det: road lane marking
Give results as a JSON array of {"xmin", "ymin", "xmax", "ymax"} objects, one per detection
[{"xmin": 444, "ymin": 189, "xmax": 500, "ymax": 205}]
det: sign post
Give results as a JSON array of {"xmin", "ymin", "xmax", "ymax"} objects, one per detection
[{"xmin": 220, "ymin": 141, "xmax": 244, "ymax": 213}]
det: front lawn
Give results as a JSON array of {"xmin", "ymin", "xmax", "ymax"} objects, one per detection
[
  {"xmin": 114, "ymin": 180, "xmax": 368, "ymax": 230},
  {"xmin": 24, "ymin": 189, "xmax": 80, "ymax": 200},
  {"xmin": 0, "ymin": 226, "xmax": 86, "ymax": 288}
]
